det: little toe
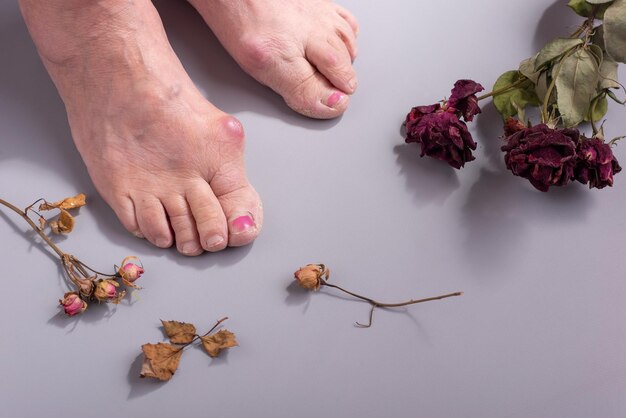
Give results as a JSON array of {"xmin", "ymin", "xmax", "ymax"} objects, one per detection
[
  {"xmin": 336, "ymin": 5, "xmax": 359, "ymax": 37},
  {"xmin": 133, "ymin": 193, "xmax": 173, "ymax": 248},
  {"xmin": 186, "ymin": 180, "xmax": 228, "ymax": 252},
  {"xmin": 162, "ymin": 196, "xmax": 203, "ymax": 256}
]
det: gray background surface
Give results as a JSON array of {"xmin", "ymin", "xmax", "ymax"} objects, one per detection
[{"xmin": 1, "ymin": 1, "xmax": 625, "ymax": 417}]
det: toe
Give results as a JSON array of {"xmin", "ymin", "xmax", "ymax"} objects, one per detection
[
  {"xmin": 162, "ymin": 195, "xmax": 204, "ymax": 256},
  {"xmin": 335, "ymin": 16, "xmax": 358, "ymax": 61},
  {"xmin": 283, "ymin": 62, "xmax": 350, "ymax": 119},
  {"xmin": 133, "ymin": 193, "xmax": 173, "ymax": 248},
  {"xmin": 186, "ymin": 180, "xmax": 228, "ymax": 252},
  {"xmin": 306, "ymin": 37, "xmax": 357, "ymax": 94},
  {"xmin": 109, "ymin": 195, "xmax": 143, "ymax": 238},
  {"xmin": 336, "ymin": 5, "xmax": 359, "ymax": 37},
  {"xmin": 217, "ymin": 186, "xmax": 263, "ymax": 248}
]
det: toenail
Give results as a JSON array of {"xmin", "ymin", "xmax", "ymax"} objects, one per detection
[
  {"xmin": 326, "ymin": 92, "xmax": 345, "ymax": 108},
  {"xmin": 181, "ymin": 242, "xmax": 201, "ymax": 255},
  {"xmin": 230, "ymin": 213, "xmax": 256, "ymax": 234},
  {"xmin": 206, "ymin": 235, "xmax": 225, "ymax": 249},
  {"xmin": 133, "ymin": 231, "xmax": 145, "ymax": 239},
  {"xmin": 156, "ymin": 237, "xmax": 171, "ymax": 248},
  {"xmin": 348, "ymin": 78, "xmax": 357, "ymax": 91}
]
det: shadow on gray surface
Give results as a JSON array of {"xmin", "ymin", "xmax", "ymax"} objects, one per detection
[
  {"xmin": 461, "ymin": 167, "xmax": 592, "ymax": 278},
  {"xmin": 393, "ymin": 144, "xmax": 460, "ymax": 207},
  {"xmin": 475, "ymin": 102, "xmax": 506, "ymax": 167},
  {"xmin": 533, "ymin": 1, "xmax": 583, "ymax": 53}
]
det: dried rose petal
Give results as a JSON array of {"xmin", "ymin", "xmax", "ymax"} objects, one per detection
[
  {"xmin": 59, "ymin": 292, "xmax": 87, "ymax": 316},
  {"xmin": 574, "ymin": 136, "xmax": 622, "ymax": 189},
  {"xmin": 501, "ymin": 124, "xmax": 578, "ymax": 192},
  {"xmin": 448, "ymin": 79, "xmax": 484, "ymax": 122}
]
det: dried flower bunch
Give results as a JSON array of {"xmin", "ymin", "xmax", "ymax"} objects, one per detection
[
  {"xmin": 140, "ymin": 318, "xmax": 238, "ymax": 381},
  {"xmin": 0, "ymin": 194, "xmax": 143, "ymax": 316},
  {"xmin": 404, "ymin": 0, "xmax": 625, "ymax": 192},
  {"xmin": 294, "ymin": 264, "xmax": 463, "ymax": 327}
]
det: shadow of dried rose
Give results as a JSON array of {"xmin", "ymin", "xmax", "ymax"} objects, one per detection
[
  {"xmin": 393, "ymin": 144, "xmax": 461, "ymax": 208},
  {"xmin": 461, "ymin": 167, "xmax": 592, "ymax": 279}
]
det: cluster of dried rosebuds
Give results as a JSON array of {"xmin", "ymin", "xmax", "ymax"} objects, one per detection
[
  {"xmin": 294, "ymin": 264, "xmax": 463, "ymax": 327},
  {"xmin": 140, "ymin": 318, "xmax": 237, "ymax": 381},
  {"xmin": 404, "ymin": 1, "xmax": 625, "ymax": 192},
  {"xmin": 0, "ymin": 194, "xmax": 144, "ymax": 316}
]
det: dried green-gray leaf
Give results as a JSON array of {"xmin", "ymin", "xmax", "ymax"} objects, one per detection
[
  {"xmin": 492, "ymin": 70, "xmax": 541, "ymax": 120},
  {"xmin": 554, "ymin": 49, "xmax": 600, "ymax": 127},
  {"xmin": 535, "ymin": 38, "xmax": 584, "ymax": 70},
  {"xmin": 604, "ymin": 0, "xmax": 626, "ymax": 63}
]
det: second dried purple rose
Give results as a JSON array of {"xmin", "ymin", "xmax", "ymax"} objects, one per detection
[{"xmin": 574, "ymin": 136, "xmax": 622, "ymax": 189}]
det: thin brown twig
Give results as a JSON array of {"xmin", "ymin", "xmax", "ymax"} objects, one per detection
[{"xmin": 320, "ymin": 279, "xmax": 463, "ymax": 328}]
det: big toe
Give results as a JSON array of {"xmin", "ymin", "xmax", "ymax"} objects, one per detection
[{"xmin": 210, "ymin": 116, "xmax": 263, "ymax": 247}]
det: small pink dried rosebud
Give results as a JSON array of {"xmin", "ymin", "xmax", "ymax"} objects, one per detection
[
  {"xmin": 94, "ymin": 279, "xmax": 120, "ymax": 302},
  {"xmin": 119, "ymin": 261, "xmax": 144, "ymax": 283},
  {"xmin": 59, "ymin": 292, "xmax": 87, "ymax": 316},
  {"xmin": 294, "ymin": 264, "xmax": 329, "ymax": 291}
]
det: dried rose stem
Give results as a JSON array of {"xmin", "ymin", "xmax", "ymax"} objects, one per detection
[
  {"xmin": 0, "ymin": 198, "xmax": 117, "ymax": 283},
  {"xmin": 0, "ymin": 198, "xmax": 65, "ymax": 258},
  {"xmin": 175, "ymin": 317, "xmax": 229, "ymax": 352},
  {"xmin": 320, "ymin": 278, "xmax": 463, "ymax": 328},
  {"xmin": 476, "ymin": 77, "xmax": 529, "ymax": 102}
]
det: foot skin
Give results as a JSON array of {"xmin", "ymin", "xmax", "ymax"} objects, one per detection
[
  {"xmin": 20, "ymin": 0, "xmax": 263, "ymax": 255},
  {"xmin": 189, "ymin": 0, "xmax": 359, "ymax": 119}
]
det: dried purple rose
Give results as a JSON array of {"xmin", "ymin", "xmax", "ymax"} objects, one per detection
[
  {"xmin": 501, "ymin": 124, "xmax": 578, "ymax": 192},
  {"xmin": 448, "ymin": 80, "xmax": 485, "ymax": 122},
  {"xmin": 574, "ymin": 137, "xmax": 622, "ymax": 189},
  {"xmin": 404, "ymin": 80, "xmax": 483, "ymax": 169}
]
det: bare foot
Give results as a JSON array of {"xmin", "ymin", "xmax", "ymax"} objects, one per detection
[
  {"xmin": 19, "ymin": 0, "xmax": 263, "ymax": 255},
  {"xmin": 188, "ymin": 0, "xmax": 359, "ymax": 119}
]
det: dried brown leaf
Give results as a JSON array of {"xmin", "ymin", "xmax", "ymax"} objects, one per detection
[
  {"xmin": 38, "ymin": 216, "xmax": 46, "ymax": 230},
  {"xmin": 161, "ymin": 320, "xmax": 197, "ymax": 344},
  {"xmin": 200, "ymin": 330, "xmax": 238, "ymax": 358},
  {"xmin": 140, "ymin": 343, "xmax": 183, "ymax": 382},
  {"xmin": 49, "ymin": 209, "xmax": 74, "ymax": 234},
  {"xmin": 39, "ymin": 193, "xmax": 87, "ymax": 211}
]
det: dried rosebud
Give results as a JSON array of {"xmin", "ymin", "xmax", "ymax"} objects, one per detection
[
  {"xmin": 119, "ymin": 260, "xmax": 144, "ymax": 283},
  {"xmin": 574, "ymin": 136, "xmax": 622, "ymax": 189},
  {"xmin": 94, "ymin": 279, "xmax": 123, "ymax": 303},
  {"xmin": 406, "ymin": 111, "xmax": 477, "ymax": 169},
  {"xmin": 59, "ymin": 292, "xmax": 87, "ymax": 316},
  {"xmin": 502, "ymin": 124, "xmax": 578, "ymax": 192},
  {"xmin": 448, "ymin": 79, "xmax": 484, "ymax": 122},
  {"xmin": 294, "ymin": 264, "xmax": 329, "ymax": 291},
  {"xmin": 503, "ymin": 117, "xmax": 527, "ymax": 137}
]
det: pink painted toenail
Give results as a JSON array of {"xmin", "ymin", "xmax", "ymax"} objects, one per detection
[
  {"xmin": 230, "ymin": 214, "xmax": 255, "ymax": 234},
  {"xmin": 326, "ymin": 92, "xmax": 345, "ymax": 108}
]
